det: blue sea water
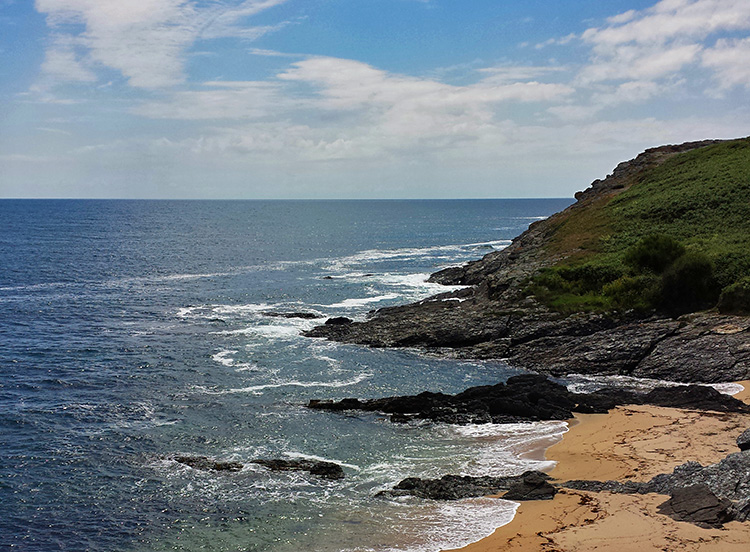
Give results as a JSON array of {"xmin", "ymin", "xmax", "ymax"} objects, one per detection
[{"xmin": 0, "ymin": 199, "xmax": 574, "ymax": 552}]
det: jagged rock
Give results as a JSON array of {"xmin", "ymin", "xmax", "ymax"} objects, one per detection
[
  {"xmin": 641, "ymin": 385, "xmax": 750, "ymax": 413},
  {"xmin": 738, "ymin": 428, "xmax": 750, "ymax": 451},
  {"xmin": 324, "ymin": 317, "xmax": 353, "ymax": 326},
  {"xmin": 656, "ymin": 484, "xmax": 734, "ymax": 528},
  {"xmin": 379, "ymin": 471, "xmax": 551, "ymax": 500},
  {"xmin": 503, "ymin": 471, "xmax": 557, "ymax": 501},
  {"xmin": 262, "ymin": 311, "xmax": 321, "ymax": 319},
  {"xmin": 251, "ymin": 459, "xmax": 345, "ymax": 480},
  {"xmin": 563, "ymin": 451, "xmax": 750, "ymax": 525},
  {"xmin": 173, "ymin": 455, "xmax": 243, "ymax": 472},
  {"xmin": 308, "ymin": 374, "xmax": 750, "ymax": 425}
]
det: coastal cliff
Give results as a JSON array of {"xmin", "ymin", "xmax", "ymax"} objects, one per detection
[{"xmin": 306, "ymin": 138, "xmax": 750, "ymax": 383}]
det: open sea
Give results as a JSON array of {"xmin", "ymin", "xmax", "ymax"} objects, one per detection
[{"xmin": 1, "ymin": 199, "xmax": 576, "ymax": 552}]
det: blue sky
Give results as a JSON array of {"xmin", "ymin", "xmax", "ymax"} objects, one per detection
[{"xmin": 1, "ymin": 0, "xmax": 749, "ymax": 198}]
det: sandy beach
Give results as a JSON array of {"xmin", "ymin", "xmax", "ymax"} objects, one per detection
[{"xmin": 446, "ymin": 382, "xmax": 750, "ymax": 552}]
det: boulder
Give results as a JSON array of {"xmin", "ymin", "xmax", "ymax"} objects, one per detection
[
  {"xmin": 656, "ymin": 484, "xmax": 734, "ymax": 528},
  {"xmin": 503, "ymin": 471, "xmax": 557, "ymax": 501},
  {"xmin": 737, "ymin": 428, "xmax": 750, "ymax": 451}
]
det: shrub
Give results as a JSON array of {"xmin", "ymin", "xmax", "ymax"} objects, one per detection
[
  {"xmin": 602, "ymin": 275, "xmax": 660, "ymax": 312},
  {"xmin": 659, "ymin": 251, "xmax": 719, "ymax": 313},
  {"xmin": 624, "ymin": 234, "xmax": 686, "ymax": 274},
  {"xmin": 717, "ymin": 277, "xmax": 750, "ymax": 314}
]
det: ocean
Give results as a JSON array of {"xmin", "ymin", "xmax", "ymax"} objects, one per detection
[{"xmin": 1, "ymin": 198, "xmax": 574, "ymax": 552}]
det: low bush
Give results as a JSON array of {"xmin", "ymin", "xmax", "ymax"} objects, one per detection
[
  {"xmin": 659, "ymin": 251, "xmax": 719, "ymax": 313},
  {"xmin": 602, "ymin": 275, "xmax": 661, "ymax": 312},
  {"xmin": 624, "ymin": 234, "xmax": 685, "ymax": 274},
  {"xmin": 717, "ymin": 277, "xmax": 750, "ymax": 315}
]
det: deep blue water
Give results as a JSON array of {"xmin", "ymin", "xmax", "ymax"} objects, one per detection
[{"xmin": 0, "ymin": 199, "xmax": 573, "ymax": 552}]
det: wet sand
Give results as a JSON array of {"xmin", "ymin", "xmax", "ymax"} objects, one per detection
[{"xmin": 445, "ymin": 381, "xmax": 750, "ymax": 552}]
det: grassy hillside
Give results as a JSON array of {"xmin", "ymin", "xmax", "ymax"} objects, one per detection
[{"xmin": 528, "ymin": 138, "xmax": 750, "ymax": 314}]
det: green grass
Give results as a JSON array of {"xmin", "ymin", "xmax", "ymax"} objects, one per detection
[{"xmin": 529, "ymin": 138, "xmax": 750, "ymax": 314}]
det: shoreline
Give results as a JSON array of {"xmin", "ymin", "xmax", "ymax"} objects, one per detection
[{"xmin": 444, "ymin": 381, "xmax": 750, "ymax": 552}]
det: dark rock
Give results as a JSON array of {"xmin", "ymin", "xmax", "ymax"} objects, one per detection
[
  {"xmin": 324, "ymin": 317, "xmax": 353, "ymax": 326},
  {"xmin": 503, "ymin": 471, "xmax": 557, "ymax": 501},
  {"xmin": 262, "ymin": 311, "xmax": 321, "ymax": 319},
  {"xmin": 738, "ymin": 428, "xmax": 750, "ymax": 451},
  {"xmin": 563, "ymin": 480, "xmax": 648, "ymax": 494},
  {"xmin": 307, "ymin": 374, "xmax": 749, "ymax": 425},
  {"xmin": 656, "ymin": 484, "xmax": 734, "ymax": 528},
  {"xmin": 562, "ymin": 451, "xmax": 750, "ymax": 525},
  {"xmin": 642, "ymin": 385, "xmax": 750, "ymax": 413},
  {"xmin": 173, "ymin": 455, "xmax": 243, "ymax": 472},
  {"xmin": 251, "ymin": 459, "xmax": 345, "ymax": 480},
  {"xmin": 379, "ymin": 471, "xmax": 551, "ymax": 500}
]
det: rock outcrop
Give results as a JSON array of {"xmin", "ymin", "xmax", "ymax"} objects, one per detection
[
  {"xmin": 304, "ymin": 140, "xmax": 750, "ymax": 384},
  {"xmin": 378, "ymin": 471, "xmax": 552, "ymax": 500},
  {"xmin": 308, "ymin": 374, "xmax": 750, "ymax": 425},
  {"xmin": 564, "ymin": 450, "xmax": 750, "ymax": 523}
]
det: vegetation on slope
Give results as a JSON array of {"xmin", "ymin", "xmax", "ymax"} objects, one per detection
[{"xmin": 528, "ymin": 138, "xmax": 750, "ymax": 315}]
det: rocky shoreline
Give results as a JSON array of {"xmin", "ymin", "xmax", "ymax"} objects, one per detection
[
  {"xmin": 300, "ymin": 139, "xmax": 750, "ymax": 543},
  {"xmin": 304, "ymin": 140, "xmax": 750, "ymax": 384}
]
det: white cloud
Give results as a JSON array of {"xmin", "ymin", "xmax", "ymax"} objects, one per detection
[
  {"xmin": 34, "ymin": 0, "xmax": 290, "ymax": 88},
  {"xmin": 582, "ymin": 0, "xmax": 750, "ymax": 47},
  {"xmin": 702, "ymin": 37, "xmax": 750, "ymax": 90},
  {"xmin": 40, "ymin": 39, "xmax": 97, "ymax": 82},
  {"xmin": 577, "ymin": 0, "xmax": 750, "ymax": 85},
  {"xmin": 132, "ymin": 81, "xmax": 285, "ymax": 119},
  {"xmin": 278, "ymin": 57, "xmax": 573, "ymax": 110}
]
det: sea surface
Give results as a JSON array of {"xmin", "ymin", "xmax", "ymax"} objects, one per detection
[{"xmin": 1, "ymin": 199, "xmax": 577, "ymax": 552}]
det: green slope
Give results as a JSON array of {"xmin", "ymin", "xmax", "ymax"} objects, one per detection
[{"xmin": 529, "ymin": 137, "xmax": 750, "ymax": 314}]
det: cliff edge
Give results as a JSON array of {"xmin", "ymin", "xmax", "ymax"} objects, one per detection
[{"xmin": 306, "ymin": 138, "xmax": 750, "ymax": 383}]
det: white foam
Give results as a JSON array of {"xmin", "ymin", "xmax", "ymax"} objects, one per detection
[
  {"xmin": 325, "ymin": 293, "xmax": 401, "ymax": 308},
  {"xmin": 349, "ymin": 497, "xmax": 518, "ymax": 552},
  {"xmin": 450, "ymin": 421, "xmax": 568, "ymax": 476},
  {"xmin": 198, "ymin": 372, "xmax": 372, "ymax": 395},
  {"xmin": 565, "ymin": 374, "xmax": 745, "ymax": 396},
  {"xmin": 283, "ymin": 452, "xmax": 361, "ymax": 471},
  {"xmin": 324, "ymin": 240, "xmax": 511, "ymax": 273},
  {"xmin": 211, "ymin": 350, "xmax": 257, "ymax": 372}
]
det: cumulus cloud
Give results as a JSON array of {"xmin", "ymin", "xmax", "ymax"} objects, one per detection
[
  {"xmin": 577, "ymin": 0, "xmax": 750, "ymax": 86},
  {"xmin": 702, "ymin": 37, "xmax": 750, "ymax": 90},
  {"xmin": 34, "ymin": 0, "xmax": 289, "ymax": 88}
]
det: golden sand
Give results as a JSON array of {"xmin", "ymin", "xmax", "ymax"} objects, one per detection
[{"xmin": 445, "ymin": 381, "xmax": 750, "ymax": 552}]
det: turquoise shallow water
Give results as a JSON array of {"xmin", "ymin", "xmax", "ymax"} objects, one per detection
[{"xmin": 0, "ymin": 199, "xmax": 574, "ymax": 551}]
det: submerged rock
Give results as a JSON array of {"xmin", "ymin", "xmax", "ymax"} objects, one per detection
[
  {"xmin": 251, "ymin": 459, "xmax": 345, "ymax": 480},
  {"xmin": 173, "ymin": 455, "xmax": 243, "ymax": 472},
  {"xmin": 262, "ymin": 311, "xmax": 321, "ymax": 319}
]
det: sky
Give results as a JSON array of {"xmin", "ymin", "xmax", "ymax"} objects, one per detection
[{"xmin": 1, "ymin": 0, "xmax": 749, "ymax": 199}]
